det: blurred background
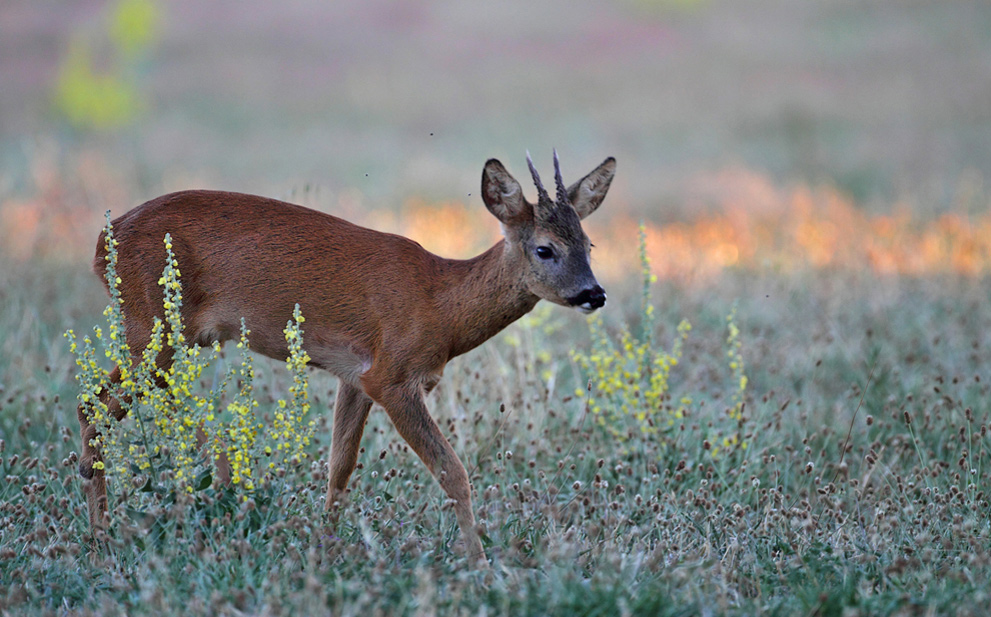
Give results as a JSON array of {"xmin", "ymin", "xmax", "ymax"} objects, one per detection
[{"xmin": 2, "ymin": 0, "xmax": 990, "ymax": 279}]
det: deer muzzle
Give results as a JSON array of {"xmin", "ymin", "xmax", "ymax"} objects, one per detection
[{"xmin": 568, "ymin": 285, "xmax": 607, "ymax": 314}]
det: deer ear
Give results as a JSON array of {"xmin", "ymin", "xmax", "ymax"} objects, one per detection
[
  {"xmin": 482, "ymin": 159, "xmax": 530, "ymax": 224},
  {"xmin": 568, "ymin": 157, "xmax": 616, "ymax": 220}
]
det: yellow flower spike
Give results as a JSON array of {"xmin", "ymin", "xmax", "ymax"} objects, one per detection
[{"xmin": 67, "ymin": 238, "xmax": 319, "ymax": 503}]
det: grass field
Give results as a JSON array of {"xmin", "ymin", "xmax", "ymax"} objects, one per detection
[
  {"xmin": 3, "ymin": 205, "xmax": 991, "ymax": 615},
  {"xmin": 3, "ymin": 1, "xmax": 991, "ymax": 614}
]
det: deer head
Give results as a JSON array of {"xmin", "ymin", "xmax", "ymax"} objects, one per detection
[{"xmin": 481, "ymin": 150, "xmax": 616, "ymax": 313}]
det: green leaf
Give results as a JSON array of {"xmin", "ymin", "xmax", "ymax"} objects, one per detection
[{"xmin": 195, "ymin": 469, "xmax": 213, "ymax": 492}]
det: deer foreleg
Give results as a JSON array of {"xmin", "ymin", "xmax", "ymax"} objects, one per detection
[{"xmin": 372, "ymin": 382, "xmax": 486, "ymax": 565}]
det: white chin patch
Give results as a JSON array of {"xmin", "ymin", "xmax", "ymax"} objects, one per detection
[{"xmin": 576, "ymin": 303, "xmax": 598, "ymax": 314}]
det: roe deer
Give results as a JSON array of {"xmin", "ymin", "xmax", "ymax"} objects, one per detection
[{"xmin": 78, "ymin": 151, "xmax": 616, "ymax": 564}]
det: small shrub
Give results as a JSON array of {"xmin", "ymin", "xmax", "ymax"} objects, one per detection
[
  {"xmin": 65, "ymin": 212, "xmax": 314, "ymax": 512},
  {"xmin": 572, "ymin": 224, "xmax": 748, "ymax": 451}
]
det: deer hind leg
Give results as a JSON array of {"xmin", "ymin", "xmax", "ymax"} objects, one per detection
[
  {"xmin": 325, "ymin": 382, "xmax": 373, "ymax": 513},
  {"xmin": 78, "ymin": 345, "xmax": 175, "ymax": 531},
  {"xmin": 370, "ymin": 381, "xmax": 486, "ymax": 565},
  {"xmin": 77, "ymin": 364, "xmax": 130, "ymax": 531}
]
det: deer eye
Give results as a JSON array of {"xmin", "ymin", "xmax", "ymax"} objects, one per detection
[{"xmin": 535, "ymin": 246, "xmax": 554, "ymax": 260}]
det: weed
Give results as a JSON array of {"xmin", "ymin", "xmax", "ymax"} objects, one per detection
[
  {"xmin": 65, "ymin": 213, "xmax": 314, "ymax": 510},
  {"xmin": 572, "ymin": 224, "xmax": 748, "ymax": 460}
]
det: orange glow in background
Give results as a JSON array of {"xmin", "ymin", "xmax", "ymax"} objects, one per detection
[
  {"xmin": 2, "ymin": 157, "xmax": 988, "ymax": 283},
  {"xmin": 368, "ymin": 168, "xmax": 991, "ymax": 283}
]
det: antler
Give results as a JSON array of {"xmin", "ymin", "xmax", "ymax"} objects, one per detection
[
  {"xmin": 553, "ymin": 149, "xmax": 570, "ymax": 207},
  {"xmin": 526, "ymin": 150, "xmax": 551, "ymax": 204}
]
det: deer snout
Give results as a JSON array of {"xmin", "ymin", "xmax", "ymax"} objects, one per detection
[{"xmin": 568, "ymin": 285, "xmax": 607, "ymax": 314}]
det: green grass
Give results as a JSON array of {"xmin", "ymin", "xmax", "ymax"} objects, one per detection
[
  {"xmin": 5, "ymin": 2, "xmax": 991, "ymax": 612},
  {"xmin": 3, "ymin": 245, "xmax": 991, "ymax": 615}
]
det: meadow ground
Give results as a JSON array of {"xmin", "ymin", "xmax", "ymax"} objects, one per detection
[
  {"xmin": 2, "ymin": 205, "xmax": 991, "ymax": 615},
  {"xmin": 3, "ymin": 2, "xmax": 991, "ymax": 613}
]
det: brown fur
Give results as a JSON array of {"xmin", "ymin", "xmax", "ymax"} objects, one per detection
[{"xmin": 77, "ymin": 155, "xmax": 615, "ymax": 564}]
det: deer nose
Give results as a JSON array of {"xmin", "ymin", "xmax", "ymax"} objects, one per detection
[{"xmin": 568, "ymin": 285, "xmax": 607, "ymax": 313}]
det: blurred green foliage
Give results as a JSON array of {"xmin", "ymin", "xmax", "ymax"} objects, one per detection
[
  {"xmin": 53, "ymin": 0, "xmax": 161, "ymax": 131},
  {"xmin": 54, "ymin": 41, "xmax": 139, "ymax": 130},
  {"xmin": 110, "ymin": 0, "xmax": 161, "ymax": 59}
]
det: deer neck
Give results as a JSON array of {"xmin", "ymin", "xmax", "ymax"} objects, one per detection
[{"xmin": 438, "ymin": 239, "xmax": 539, "ymax": 359}]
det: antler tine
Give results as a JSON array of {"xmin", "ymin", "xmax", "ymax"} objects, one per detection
[
  {"xmin": 526, "ymin": 150, "xmax": 550, "ymax": 203},
  {"xmin": 553, "ymin": 148, "xmax": 570, "ymax": 206}
]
